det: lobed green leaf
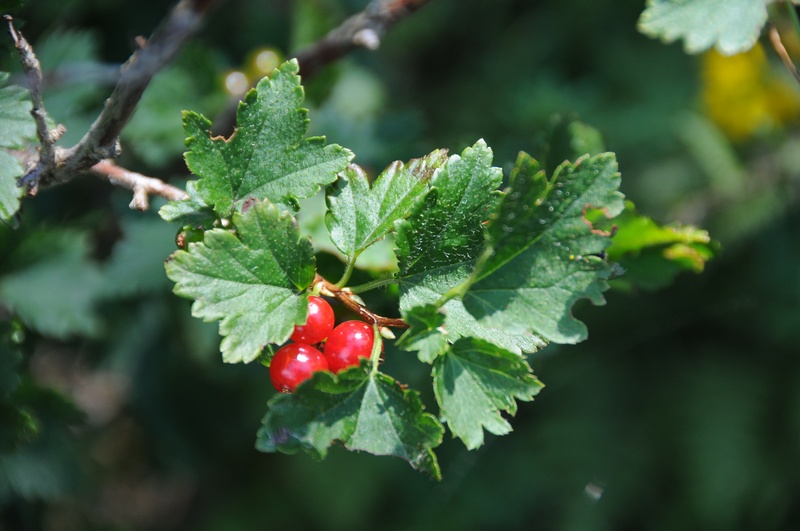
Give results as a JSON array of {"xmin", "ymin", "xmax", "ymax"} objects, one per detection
[
  {"xmin": 184, "ymin": 60, "xmax": 352, "ymax": 216},
  {"xmin": 326, "ymin": 150, "xmax": 446, "ymax": 266},
  {"xmin": 165, "ymin": 200, "xmax": 316, "ymax": 363},
  {"xmin": 637, "ymin": 0, "xmax": 771, "ymax": 55},
  {"xmin": 397, "ymin": 139, "xmax": 501, "ymax": 278},
  {"xmin": 0, "ymin": 73, "xmax": 36, "ymax": 149},
  {"xmin": 397, "ymin": 140, "xmax": 544, "ymax": 355},
  {"xmin": 606, "ymin": 202, "xmax": 716, "ymax": 290},
  {"xmin": 256, "ymin": 365, "xmax": 444, "ymax": 479},
  {"xmin": 463, "ymin": 152, "xmax": 625, "ymax": 344},
  {"xmin": 158, "ymin": 181, "xmax": 217, "ymax": 227},
  {"xmin": 433, "ymin": 338, "xmax": 543, "ymax": 449},
  {"xmin": 395, "ymin": 304, "xmax": 449, "ymax": 364},
  {"xmin": 0, "ymin": 73, "xmax": 37, "ymax": 224}
]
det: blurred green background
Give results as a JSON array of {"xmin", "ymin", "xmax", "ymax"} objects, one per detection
[{"xmin": 2, "ymin": 0, "xmax": 800, "ymax": 529}]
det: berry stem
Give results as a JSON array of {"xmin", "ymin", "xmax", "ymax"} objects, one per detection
[
  {"xmin": 369, "ymin": 323, "xmax": 382, "ymax": 374},
  {"xmin": 314, "ymin": 273, "xmax": 408, "ymax": 328}
]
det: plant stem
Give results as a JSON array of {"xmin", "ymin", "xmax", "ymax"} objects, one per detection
[
  {"xmin": 369, "ymin": 323, "xmax": 383, "ymax": 374},
  {"xmin": 315, "ymin": 273, "xmax": 408, "ymax": 328},
  {"xmin": 347, "ymin": 276, "xmax": 398, "ymax": 294},
  {"xmin": 336, "ymin": 258, "xmax": 357, "ymax": 288},
  {"xmin": 434, "ymin": 246, "xmax": 492, "ymax": 307}
]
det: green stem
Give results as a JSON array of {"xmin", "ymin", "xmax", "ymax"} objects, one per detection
[
  {"xmin": 435, "ymin": 246, "xmax": 493, "ymax": 307},
  {"xmin": 347, "ymin": 276, "xmax": 398, "ymax": 294},
  {"xmin": 336, "ymin": 257, "xmax": 357, "ymax": 288},
  {"xmin": 369, "ymin": 323, "xmax": 383, "ymax": 375}
]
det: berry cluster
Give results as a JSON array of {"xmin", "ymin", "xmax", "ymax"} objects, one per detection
[{"xmin": 269, "ymin": 296, "xmax": 375, "ymax": 393}]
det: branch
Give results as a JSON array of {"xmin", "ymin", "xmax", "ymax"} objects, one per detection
[
  {"xmin": 212, "ymin": 0, "xmax": 433, "ymax": 135},
  {"xmin": 90, "ymin": 160, "xmax": 189, "ymax": 210},
  {"xmin": 293, "ymin": 0, "xmax": 434, "ymax": 79},
  {"xmin": 10, "ymin": 0, "xmax": 218, "ymax": 194},
  {"xmin": 4, "ymin": 16, "xmax": 62, "ymax": 168},
  {"xmin": 314, "ymin": 274, "xmax": 408, "ymax": 329}
]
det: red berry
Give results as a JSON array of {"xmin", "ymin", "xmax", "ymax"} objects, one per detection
[
  {"xmin": 270, "ymin": 343, "xmax": 328, "ymax": 393},
  {"xmin": 290, "ymin": 296, "xmax": 335, "ymax": 345},
  {"xmin": 323, "ymin": 321, "xmax": 375, "ymax": 374}
]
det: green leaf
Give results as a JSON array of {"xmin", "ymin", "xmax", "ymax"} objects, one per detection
[
  {"xmin": 396, "ymin": 304, "xmax": 449, "ymax": 363},
  {"xmin": 606, "ymin": 202, "xmax": 716, "ymax": 290},
  {"xmin": 463, "ymin": 152, "xmax": 624, "ymax": 344},
  {"xmin": 158, "ymin": 181, "xmax": 217, "ymax": 226},
  {"xmin": 398, "ymin": 296, "xmax": 547, "ymax": 360},
  {"xmin": 637, "ymin": 0, "xmax": 771, "ymax": 55},
  {"xmin": 256, "ymin": 365, "xmax": 444, "ymax": 478},
  {"xmin": 397, "ymin": 140, "xmax": 544, "ymax": 355},
  {"xmin": 534, "ymin": 116, "xmax": 606, "ymax": 174},
  {"xmin": 607, "ymin": 201, "xmax": 712, "ymax": 258},
  {"xmin": 0, "ymin": 151, "xmax": 24, "ymax": 225},
  {"xmin": 0, "ymin": 231, "xmax": 104, "ymax": 338},
  {"xmin": 0, "ymin": 73, "xmax": 36, "ymax": 149},
  {"xmin": 166, "ymin": 200, "xmax": 316, "ymax": 363},
  {"xmin": 184, "ymin": 60, "xmax": 352, "ymax": 216},
  {"xmin": 296, "ymin": 191, "xmax": 398, "ymax": 273},
  {"xmin": 433, "ymin": 338, "xmax": 543, "ymax": 449},
  {"xmin": 326, "ymin": 150, "xmax": 446, "ymax": 266},
  {"xmin": 0, "ymin": 73, "xmax": 37, "ymax": 223},
  {"xmin": 397, "ymin": 140, "xmax": 501, "ymax": 278}
]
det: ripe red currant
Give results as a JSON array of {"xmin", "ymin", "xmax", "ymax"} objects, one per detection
[
  {"xmin": 323, "ymin": 320, "xmax": 375, "ymax": 374},
  {"xmin": 270, "ymin": 343, "xmax": 329, "ymax": 393},
  {"xmin": 290, "ymin": 296, "xmax": 335, "ymax": 345}
]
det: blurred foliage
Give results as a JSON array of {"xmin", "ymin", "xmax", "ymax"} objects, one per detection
[
  {"xmin": 637, "ymin": 0, "xmax": 772, "ymax": 55},
  {"xmin": 1, "ymin": 0, "xmax": 800, "ymax": 529},
  {"xmin": 702, "ymin": 43, "xmax": 800, "ymax": 141}
]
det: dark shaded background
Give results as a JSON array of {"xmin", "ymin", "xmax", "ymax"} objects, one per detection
[{"xmin": 2, "ymin": 0, "xmax": 800, "ymax": 529}]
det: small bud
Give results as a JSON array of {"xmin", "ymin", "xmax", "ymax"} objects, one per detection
[
  {"xmin": 353, "ymin": 28, "xmax": 380, "ymax": 50},
  {"xmin": 48, "ymin": 124, "xmax": 66, "ymax": 143}
]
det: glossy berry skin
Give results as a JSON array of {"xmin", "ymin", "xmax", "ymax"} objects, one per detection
[
  {"xmin": 290, "ymin": 296, "xmax": 335, "ymax": 345},
  {"xmin": 323, "ymin": 321, "xmax": 375, "ymax": 374},
  {"xmin": 270, "ymin": 343, "xmax": 328, "ymax": 393}
]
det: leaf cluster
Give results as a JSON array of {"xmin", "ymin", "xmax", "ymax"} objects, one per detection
[{"xmin": 162, "ymin": 60, "xmax": 638, "ymax": 477}]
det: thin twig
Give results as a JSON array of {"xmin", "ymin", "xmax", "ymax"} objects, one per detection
[
  {"xmin": 293, "ymin": 0, "xmax": 434, "ymax": 78},
  {"xmin": 90, "ymin": 160, "xmax": 189, "ymax": 210},
  {"xmin": 769, "ymin": 24, "xmax": 800, "ymax": 84},
  {"xmin": 315, "ymin": 273, "xmax": 408, "ymax": 328},
  {"xmin": 212, "ymin": 0, "xmax": 433, "ymax": 135},
  {"xmin": 4, "ymin": 16, "xmax": 62, "ymax": 184},
  {"xmin": 12, "ymin": 0, "xmax": 218, "ymax": 194}
]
